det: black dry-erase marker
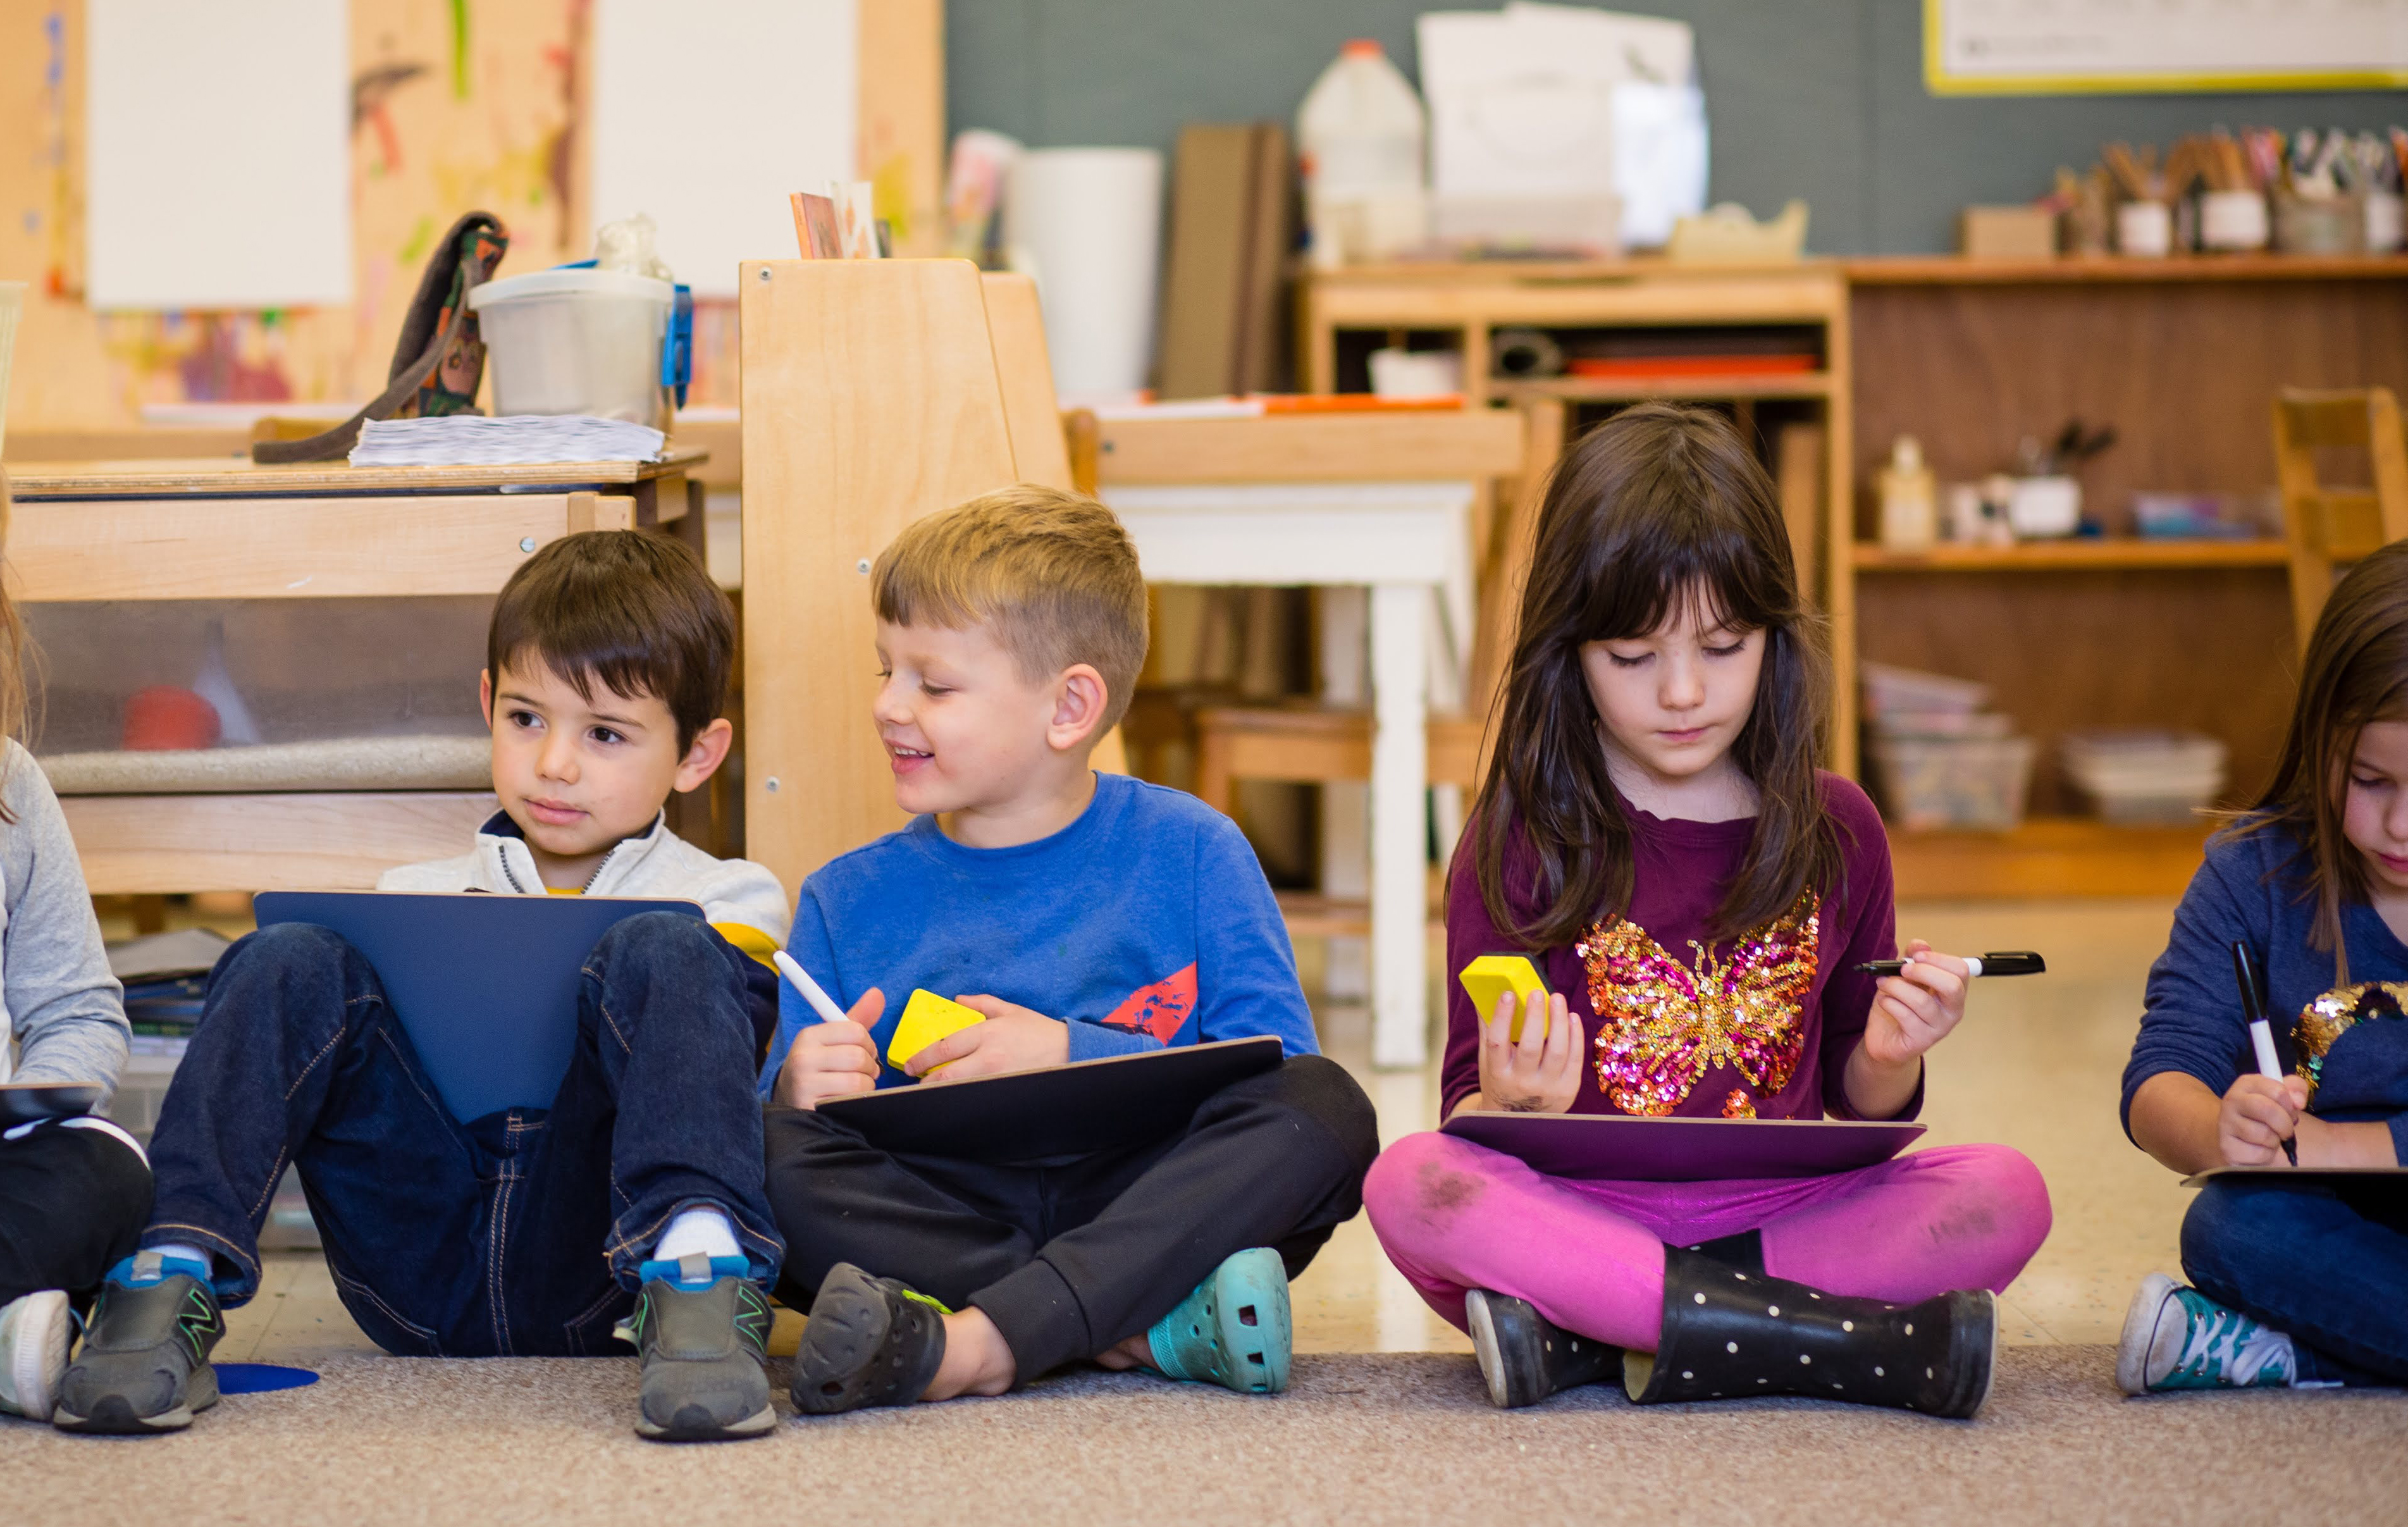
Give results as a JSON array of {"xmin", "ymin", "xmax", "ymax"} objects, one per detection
[
  {"xmin": 1852, "ymin": 951, "xmax": 2046, "ymax": 978},
  {"xmin": 2231, "ymin": 941, "xmax": 2297, "ymax": 1166}
]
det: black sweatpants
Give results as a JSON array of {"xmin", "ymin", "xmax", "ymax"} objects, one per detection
[
  {"xmin": 0, "ymin": 1118, "xmax": 153, "ymax": 1306},
  {"xmin": 762, "ymin": 1054, "xmax": 1379, "ymax": 1381}
]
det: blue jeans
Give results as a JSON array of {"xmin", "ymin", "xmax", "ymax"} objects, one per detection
[
  {"xmin": 142, "ymin": 912, "xmax": 784, "ymax": 1357},
  {"xmin": 2182, "ymin": 1177, "xmax": 2408, "ymax": 1385}
]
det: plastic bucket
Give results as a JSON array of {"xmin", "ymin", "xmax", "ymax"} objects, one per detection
[{"xmin": 467, "ymin": 268, "xmax": 674, "ymax": 427}]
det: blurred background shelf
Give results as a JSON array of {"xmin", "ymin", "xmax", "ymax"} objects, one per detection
[
  {"xmin": 1852, "ymin": 540, "xmax": 2290, "ymax": 571},
  {"xmin": 1887, "ymin": 818, "xmax": 2224, "ymax": 901}
]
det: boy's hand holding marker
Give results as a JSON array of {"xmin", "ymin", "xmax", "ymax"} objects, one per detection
[{"xmin": 770, "ymin": 951, "xmax": 882, "ymax": 1110}]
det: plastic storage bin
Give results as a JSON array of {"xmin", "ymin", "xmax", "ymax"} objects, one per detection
[
  {"xmin": 467, "ymin": 266, "xmax": 675, "ymax": 428},
  {"xmin": 1870, "ymin": 735, "xmax": 2036, "ymax": 831},
  {"xmin": 2060, "ymin": 730, "xmax": 2226, "ymax": 824}
]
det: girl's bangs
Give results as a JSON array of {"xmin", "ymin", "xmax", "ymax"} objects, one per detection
[{"xmin": 1576, "ymin": 509, "xmax": 1780, "ymax": 643}]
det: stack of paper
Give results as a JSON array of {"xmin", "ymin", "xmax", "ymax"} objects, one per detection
[{"xmin": 349, "ymin": 414, "xmax": 666, "ymax": 467}]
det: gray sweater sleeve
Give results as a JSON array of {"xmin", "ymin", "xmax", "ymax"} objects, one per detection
[{"xmin": 2, "ymin": 742, "xmax": 127, "ymax": 1097}]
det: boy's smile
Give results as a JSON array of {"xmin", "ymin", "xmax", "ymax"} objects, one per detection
[
  {"xmin": 482, "ymin": 660, "xmax": 731, "ymax": 889},
  {"xmin": 872, "ymin": 618, "xmax": 1108, "ymax": 849}
]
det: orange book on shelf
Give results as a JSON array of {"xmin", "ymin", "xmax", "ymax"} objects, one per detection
[{"xmin": 789, "ymin": 192, "xmax": 843, "ymax": 259}]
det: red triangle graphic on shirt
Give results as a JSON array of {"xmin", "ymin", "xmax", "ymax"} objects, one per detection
[{"xmin": 1101, "ymin": 963, "xmax": 1198, "ymax": 1044}]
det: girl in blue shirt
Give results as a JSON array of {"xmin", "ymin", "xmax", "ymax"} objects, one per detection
[{"xmin": 2120, "ymin": 542, "xmax": 2408, "ymax": 1393}]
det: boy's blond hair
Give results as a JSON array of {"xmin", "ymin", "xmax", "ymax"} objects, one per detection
[{"xmin": 872, "ymin": 485, "xmax": 1148, "ymax": 731}]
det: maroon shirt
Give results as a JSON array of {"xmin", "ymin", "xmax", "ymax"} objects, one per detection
[{"xmin": 1441, "ymin": 772, "xmax": 1905, "ymax": 1123}]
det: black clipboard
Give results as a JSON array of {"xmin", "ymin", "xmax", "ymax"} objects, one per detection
[
  {"xmin": 817, "ymin": 1035, "xmax": 1284, "ymax": 1162},
  {"xmin": 0, "ymin": 1082, "xmax": 103, "ymax": 1124},
  {"xmin": 1442, "ymin": 1110, "xmax": 1926, "ymax": 1182},
  {"xmin": 254, "ymin": 891, "xmax": 706, "ymax": 1122},
  {"xmin": 2182, "ymin": 1165, "xmax": 2408, "ymax": 1190}
]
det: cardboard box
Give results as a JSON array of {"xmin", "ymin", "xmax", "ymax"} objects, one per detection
[{"xmin": 1958, "ymin": 205, "xmax": 2058, "ymax": 259}]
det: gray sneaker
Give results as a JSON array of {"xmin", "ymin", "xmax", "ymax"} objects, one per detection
[
  {"xmin": 615, "ymin": 1254, "xmax": 775, "ymax": 1442},
  {"xmin": 53, "ymin": 1252, "xmax": 225, "ymax": 1435}
]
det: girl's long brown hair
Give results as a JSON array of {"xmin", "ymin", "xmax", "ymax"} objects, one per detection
[
  {"xmin": 1471, "ymin": 403, "xmax": 1840, "ymax": 949},
  {"xmin": 2236, "ymin": 540, "xmax": 2408, "ymax": 966}
]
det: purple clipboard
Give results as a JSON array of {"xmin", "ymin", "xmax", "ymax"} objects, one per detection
[{"xmin": 1441, "ymin": 1111, "xmax": 1926, "ymax": 1182}]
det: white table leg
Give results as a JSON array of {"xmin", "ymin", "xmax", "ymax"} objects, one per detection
[
  {"xmin": 1318, "ymin": 588, "xmax": 1370, "ymax": 1000},
  {"xmin": 1369, "ymin": 580, "xmax": 1428, "ymax": 1069}
]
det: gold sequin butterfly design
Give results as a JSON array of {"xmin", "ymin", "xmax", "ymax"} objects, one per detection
[{"xmin": 1578, "ymin": 894, "xmax": 1820, "ymax": 1117}]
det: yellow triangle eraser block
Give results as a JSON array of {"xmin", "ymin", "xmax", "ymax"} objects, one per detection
[
  {"xmin": 888, "ymin": 989, "xmax": 985, "ymax": 1069},
  {"xmin": 1459, "ymin": 955, "xmax": 1549, "ymax": 1042}
]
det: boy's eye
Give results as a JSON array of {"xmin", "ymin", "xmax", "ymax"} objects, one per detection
[
  {"xmin": 920, "ymin": 682, "xmax": 953, "ymax": 698},
  {"xmin": 588, "ymin": 727, "xmax": 625, "ymax": 746},
  {"xmin": 507, "ymin": 709, "xmax": 541, "ymax": 729}
]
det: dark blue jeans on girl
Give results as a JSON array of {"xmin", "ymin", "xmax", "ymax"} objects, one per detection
[
  {"xmin": 140, "ymin": 912, "xmax": 784, "ymax": 1357},
  {"xmin": 2184, "ymin": 1175, "xmax": 2408, "ymax": 1385}
]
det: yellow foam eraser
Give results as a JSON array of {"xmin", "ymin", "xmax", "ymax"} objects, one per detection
[
  {"xmin": 1459, "ymin": 955, "xmax": 1549, "ymax": 1042},
  {"xmin": 887, "ymin": 989, "xmax": 985, "ymax": 1070}
]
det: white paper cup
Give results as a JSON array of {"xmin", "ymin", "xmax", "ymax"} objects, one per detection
[
  {"xmin": 2200, "ymin": 190, "xmax": 2269, "ymax": 252},
  {"xmin": 2116, "ymin": 201, "xmax": 2171, "ymax": 257}
]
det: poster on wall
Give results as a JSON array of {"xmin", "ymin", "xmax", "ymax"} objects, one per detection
[
  {"xmin": 590, "ymin": 0, "xmax": 858, "ymax": 297},
  {"xmin": 1926, "ymin": 0, "xmax": 2408, "ymax": 95},
  {"xmin": 86, "ymin": 0, "xmax": 352, "ymax": 310}
]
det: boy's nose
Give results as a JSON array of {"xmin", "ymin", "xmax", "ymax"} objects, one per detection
[{"xmin": 537, "ymin": 736, "xmax": 579, "ymax": 781}]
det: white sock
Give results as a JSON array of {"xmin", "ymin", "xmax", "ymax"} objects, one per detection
[
  {"xmin": 139, "ymin": 1244, "xmax": 212, "ymax": 1281},
  {"xmin": 651, "ymin": 1208, "xmax": 740, "ymax": 1266}
]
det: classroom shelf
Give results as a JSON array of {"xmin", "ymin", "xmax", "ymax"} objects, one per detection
[
  {"xmin": 1844, "ymin": 254, "xmax": 2408, "ymax": 287},
  {"xmin": 1887, "ymin": 816, "xmax": 2220, "ymax": 901},
  {"xmin": 1501, "ymin": 372, "xmax": 1834, "ymax": 404},
  {"xmin": 1851, "ymin": 539, "xmax": 2290, "ymax": 572}
]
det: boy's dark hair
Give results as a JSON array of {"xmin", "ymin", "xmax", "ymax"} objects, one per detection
[{"xmin": 487, "ymin": 531, "xmax": 734, "ymax": 753}]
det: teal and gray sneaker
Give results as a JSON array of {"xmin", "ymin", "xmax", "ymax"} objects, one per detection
[
  {"xmin": 1145, "ymin": 1247, "xmax": 1293, "ymax": 1395},
  {"xmin": 615, "ymin": 1254, "xmax": 776, "ymax": 1442},
  {"xmin": 52, "ymin": 1251, "xmax": 225, "ymax": 1434},
  {"xmin": 2116, "ymin": 1272, "xmax": 2297, "ymax": 1394}
]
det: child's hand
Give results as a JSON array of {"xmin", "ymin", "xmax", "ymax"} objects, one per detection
[
  {"xmin": 2218, "ymin": 1073, "xmax": 2307, "ymax": 1167},
  {"xmin": 1861, "ymin": 940, "xmax": 1970, "ymax": 1065},
  {"xmin": 905, "ymin": 994, "xmax": 1069, "ymax": 1082},
  {"xmin": 1475, "ymin": 989, "xmax": 1584, "ymax": 1114},
  {"xmin": 773, "ymin": 987, "xmax": 885, "ymax": 1110}
]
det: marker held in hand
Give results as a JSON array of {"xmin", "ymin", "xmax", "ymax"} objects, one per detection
[{"xmin": 773, "ymin": 949, "xmax": 851, "ymax": 1027}]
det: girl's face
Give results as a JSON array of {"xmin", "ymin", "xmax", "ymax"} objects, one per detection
[
  {"xmin": 1579, "ymin": 591, "xmax": 1765, "ymax": 791},
  {"xmin": 2343, "ymin": 719, "xmax": 2408, "ymax": 895}
]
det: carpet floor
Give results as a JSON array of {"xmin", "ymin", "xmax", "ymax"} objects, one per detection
[{"xmin": 10, "ymin": 1347, "xmax": 2405, "ymax": 1525}]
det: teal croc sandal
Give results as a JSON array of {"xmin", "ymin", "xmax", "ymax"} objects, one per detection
[{"xmin": 1146, "ymin": 1247, "xmax": 1292, "ymax": 1395}]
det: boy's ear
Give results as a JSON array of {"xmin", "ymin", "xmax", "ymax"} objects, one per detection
[
  {"xmin": 674, "ymin": 717, "xmax": 736, "ymax": 793},
  {"xmin": 478, "ymin": 669, "xmax": 493, "ymax": 729},
  {"xmin": 1045, "ymin": 664, "xmax": 1108, "ymax": 756}
]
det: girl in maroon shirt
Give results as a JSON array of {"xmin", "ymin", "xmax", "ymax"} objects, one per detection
[{"xmin": 1362, "ymin": 404, "xmax": 2049, "ymax": 1419}]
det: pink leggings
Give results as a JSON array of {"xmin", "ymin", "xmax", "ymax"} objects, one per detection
[{"xmin": 1364, "ymin": 1131, "xmax": 2052, "ymax": 1351}]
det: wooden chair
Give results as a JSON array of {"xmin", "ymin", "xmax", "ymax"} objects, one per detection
[
  {"xmin": 1190, "ymin": 704, "xmax": 1487, "ymax": 818},
  {"xmin": 2275, "ymin": 386, "xmax": 2408, "ymax": 655}
]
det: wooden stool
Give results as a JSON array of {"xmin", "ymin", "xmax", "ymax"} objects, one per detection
[
  {"xmin": 1191, "ymin": 703, "xmax": 1485, "ymax": 817},
  {"xmin": 2275, "ymin": 386, "xmax": 2408, "ymax": 655}
]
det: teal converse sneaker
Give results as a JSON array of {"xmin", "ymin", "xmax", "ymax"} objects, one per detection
[
  {"xmin": 0, "ymin": 1290, "xmax": 73, "ymax": 1421},
  {"xmin": 2116, "ymin": 1273, "xmax": 2297, "ymax": 1394},
  {"xmin": 616, "ymin": 1254, "xmax": 775, "ymax": 1442},
  {"xmin": 1145, "ymin": 1247, "xmax": 1292, "ymax": 1395},
  {"xmin": 53, "ymin": 1251, "xmax": 225, "ymax": 1434}
]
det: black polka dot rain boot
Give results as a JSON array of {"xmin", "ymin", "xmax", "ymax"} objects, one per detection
[{"xmin": 1621, "ymin": 1245, "xmax": 1998, "ymax": 1419}]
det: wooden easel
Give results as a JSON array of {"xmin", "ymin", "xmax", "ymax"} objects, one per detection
[{"xmin": 738, "ymin": 259, "xmax": 1114, "ymax": 893}]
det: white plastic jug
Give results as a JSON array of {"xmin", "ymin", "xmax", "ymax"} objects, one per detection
[
  {"xmin": 1297, "ymin": 39, "xmax": 1428, "ymax": 268},
  {"xmin": 466, "ymin": 267, "xmax": 674, "ymax": 428}
]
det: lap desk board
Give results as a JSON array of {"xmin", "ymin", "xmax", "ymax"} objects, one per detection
[
  {"xmin": 818, "ymin": 1036, "xmax": 1284, "ymax": 1161},
  {"xmin": 253, "ymin": 892, "xmax": 705, "ymax": 1123},
  {"xmin": 1442, "ymin": 1111, "xmax": 1926, "ymax": 1182}
]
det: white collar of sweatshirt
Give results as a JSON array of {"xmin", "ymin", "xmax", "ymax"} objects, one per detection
[{"xmin": 478, "ymin": 808, "xmax": 669, "ymax": 896}]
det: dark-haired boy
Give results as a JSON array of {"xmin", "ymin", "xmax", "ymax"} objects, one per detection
[{"xmin": 58, "ymin": 532, "xmax": 791, "ymax": 1442}]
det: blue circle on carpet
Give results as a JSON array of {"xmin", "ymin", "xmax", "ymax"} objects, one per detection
[{"xmin": 216, "ymin": 1363, "xmax": 319, "ymax": 1394}]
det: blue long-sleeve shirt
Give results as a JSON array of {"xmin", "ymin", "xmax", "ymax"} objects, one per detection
[
  {"xmin": 2122, "ymin": 819, "xmax": 2408, "ymax": 1162},
  {"xmin": 762, "ymin": 773, "xmax": 1319, "ymax": 1096}
]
